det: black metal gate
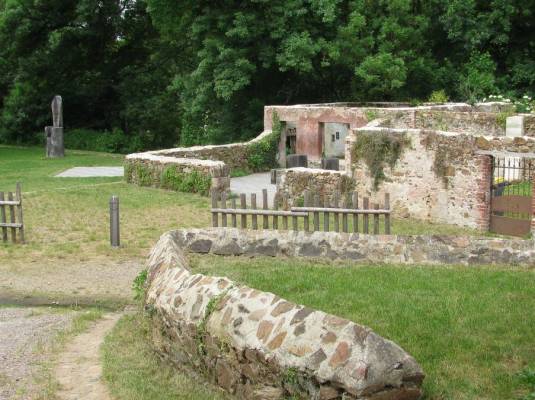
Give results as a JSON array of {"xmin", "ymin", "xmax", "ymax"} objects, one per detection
[{"xmin": 490, "ymin": 157, "xmax": 533, "ymax": 237}]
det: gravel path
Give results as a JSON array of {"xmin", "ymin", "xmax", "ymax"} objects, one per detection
[
  {"xmin": 0, "ymin": 308, "xmax": 76, "ymax": 399},
  {"xmin": 230, "ymin": 172, "xmax": 276, "ymax": 205}
]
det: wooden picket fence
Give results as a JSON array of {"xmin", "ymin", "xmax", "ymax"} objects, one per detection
[
  {"xmin": 211, "ymin": 188, "xmax": 390, "ymax": 234},
  {"xmin": 0, "ymin": 181, "xmax": 25, "ymax": 244}
]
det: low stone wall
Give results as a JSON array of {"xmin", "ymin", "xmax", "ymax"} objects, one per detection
[
  {"xmin": 146, "ymin": 231, "xmax": 425, "ymax": 399},
  {"xmin": 474, "ymin": 134, "xmax": 535, "ymax": 153},
  {"xmin": 141, "ymin": 129, "xmax": 275, "ymax": 173},
  {"xmin": 372, "ymin": 109, "xmax": 505, "ymax": 136},
  {"xmin": 275, "ymin": 168, "xmax": 354, "ymax": 205},
  {"xmin": 525, "ymin": 115, "xmax": 535, "ymax": 137},
  {"xmin": 172, "ymin": 228, "xmax": 534, "ymax": 265},
  {"xmin": 125, "ymin": 153, "xmax": 230, "ymax": 196}
]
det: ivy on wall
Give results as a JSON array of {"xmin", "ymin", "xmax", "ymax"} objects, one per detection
[
  {"xmin": 351, "ymin": 130, "xmax": 411, "ymax": 191},
  {"xmin": 125, "ymin": 163, "xmax": 212, "ymax": 196},
  {"xmin": 245, "ymin": 111, "xmax": 282, "ymax": 171}
]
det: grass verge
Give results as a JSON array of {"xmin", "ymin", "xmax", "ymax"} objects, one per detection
[
  {"xmin": 100, "ymin": 312, "xmax": 231, "ymax": 400},
  {"xmin": 189, "ymin": 254, "xmax": 535, "ymax": 400}
]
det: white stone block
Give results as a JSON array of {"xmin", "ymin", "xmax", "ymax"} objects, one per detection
[{"xmin": 506, "ymin": 116, "xmax": 524, "ymax": 137}]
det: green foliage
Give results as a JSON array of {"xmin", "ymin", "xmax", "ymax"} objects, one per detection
[
  {"xmin": 495, "ymin": 105, "xmax": 516, "ymax": 128},
  {"xmin": 245, "ymin": 111, "xmax": 282, "ymax": 171},
  {"xmin": 132, "ymin": 269, "xmax": 148, "ymax": 301},
  {"xmin": 197, "ymin": 288, "xmax": 231, "ymax": 357},
  {"xmin": 515, "ymin": 96, "xmax": 534, "ymax": 114},
  {"xmin": 428, "ymin": 90, "xmax": 449, "ymax": 104},
  {"xmin": 518, "ymin": 369, "xmax": 535, "ymax": 400},
  {"xmin": 364, "ymin": 110, "xmax": 378, "ymax": 121},
  {"xmin": 64, "ymin": 128, "xmax": 145, "ymax": 154},
  {"xmin": 283, "ymin": 367, "xmax": 300, "ymax": 385},
  {"xmin": 230, "ymin": 169, "xmax": 249, "ymax": 178},
  {"xmin": 136, "ymin": 165, "xmax": 154, "ymax": 187},
  {"xmin": 458, "ymin": 52, "xmax": 497, "ymax": 103},
  {"xmin": 351, "ymin": 130, "xmax": 411, "ymax": 191},
  {"xmin": 161, "ymin": 167, "xmax": 212, "ymax": 197}
]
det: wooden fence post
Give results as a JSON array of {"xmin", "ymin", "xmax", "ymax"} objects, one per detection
[
  {"xmin": 221, "ymin": 192, "xmax": 227, "ymax": 227},
  {"xmin": 0, "ymin": 191, "xmax": 7, "ymax": 243},
  {"xmin": 16, "ymin": 182, "xmax": 24, "ymax": 244},
  {"xmin": 385, "ymin": 193, "xmax": 391, "ymax": 234},
  {"xmin": 263, "ymin": 189, "xmax": 269, "ymax": 229},
  {"xmin": 211, "ymin": 187, "xmax": 218, "ymax": 227},
  {"xmin": 251, "ymin": 194, "xmax": 258, "ymax": 230},
  {"xmin": 303, "ymin": 190, "xmax": 309, "ymax": 232},
  {"xmin": 352, "ymin": 191, "xmax": 359, "ymax": 234},
  {"xmin": 363, "ymin": 197, "xmax": 369, "ymax": 234},
  {"xmin": 333, "ymin": 190, "xmax": 339, "ymax": 232},
  {"xmin": 240, "ymin": 194, "xmax": 247, "ymax": 228}
]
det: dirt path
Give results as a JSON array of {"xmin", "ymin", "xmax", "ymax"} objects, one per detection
[{"xmin": 55, "ymin": 313, "xmax": 122, "ymax": 400}]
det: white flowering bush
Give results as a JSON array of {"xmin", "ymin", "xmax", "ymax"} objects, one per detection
[{"xmin": 482, "ymin": 94, "xmax": 534, "ymax": 114}]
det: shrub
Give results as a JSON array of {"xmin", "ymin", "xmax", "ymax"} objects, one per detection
[
  {"xmin": 64, "ymin": 128, "xmax": 145, "ymax": 154},
  {"xmin": 428, "ymin": 90, "xmax": 449, "ymax": 104}
]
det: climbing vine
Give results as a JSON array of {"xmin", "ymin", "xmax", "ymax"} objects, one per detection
[
  {"xmin": 197, "ymin": 288, "xmax": 232, "ymax": 357},
  {"xmin": 351, "ymin": 130, "xmax": 411, "ymax": 191},
  {"xmin": 246, "ymin": 111, "xmax": 282, "ymax": 171}
]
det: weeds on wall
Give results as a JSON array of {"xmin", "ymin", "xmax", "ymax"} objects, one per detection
[
  {"xmin": 351, "ymin": 130, "xmax": 411, "ymax": 191},
  {"xmin": 246, "ymin": 111, "xmax": 281, "ymax": 171},
  {"xmin": 422, "ymin": 130, "xmax": 450, "ymax": 187},
  {"xmin": 161, "ymin": 167, "xmax": 212, "ymax": 196},
  {"xmin": 125, "ymin": 163, "xmax": 212, "ymax": 196}
]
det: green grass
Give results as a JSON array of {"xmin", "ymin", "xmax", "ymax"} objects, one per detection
[
  {"xmin": 189, "ymin": 254, "xmax": 535, "ymax": 400},
  {"xmin": 101, "ymin": 312, "xmax": 231, "ymax": 400}
]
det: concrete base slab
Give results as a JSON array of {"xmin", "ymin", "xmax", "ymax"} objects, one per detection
[{"xmin": 55, "ymin": 167, "xmax": 124, "ymax": 178}]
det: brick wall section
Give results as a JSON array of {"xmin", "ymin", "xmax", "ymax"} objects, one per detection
[{"xmin": 476, "ymin": 155, "xmax": 492, "ymax": 230}]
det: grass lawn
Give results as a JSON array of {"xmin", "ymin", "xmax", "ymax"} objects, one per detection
[
  {"xmin": 189, "ymin": 254, "xmax": 535, "ymax": 400},
  {"xmin": 2, "ymin": 145, "xmax": 534, "ymax": 399}
]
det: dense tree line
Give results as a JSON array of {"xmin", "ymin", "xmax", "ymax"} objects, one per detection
[{"xmin": 0, "ymin": 0, "xmax": 533, "ymax": 152}]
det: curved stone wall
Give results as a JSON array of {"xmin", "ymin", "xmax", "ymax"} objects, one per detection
[{"xmin": 146, "ymin": 231, "xmax": 425, "ymax": 399}]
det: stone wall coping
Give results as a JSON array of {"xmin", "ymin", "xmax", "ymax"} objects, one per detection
[
  {"xmin": 353, "ymin": 127, "xmax": 463, "ymax": 137},
  {"xmin": 143, "ymin": 129, "xmax": 273, "ymax": 157},
  {"xmin": 285, "ymin": 167, "xmax": 348, "ymax": 175},
  {"xmin": 266, "ymin": 102, "xmax": 509, "ymax": 112},
  {"xmin": 125, "ymin": 152, "xmax": 226, "ymax": 168}
]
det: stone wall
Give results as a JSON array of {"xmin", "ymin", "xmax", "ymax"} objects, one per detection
[
  {"xmin": 264, "ymin": 103, "xmax": 513, "ymax": 164},
  {"xmin": 344, "ymin": 128, "xmax": 535, "ymax": 230},
  {"xmin": 171, "ymin": 225, "xmax": 535, "ymax": 270},
  {"xmin": 125, "ymin": 153, "xmax": 230, "ymax": 196},
  {"xmin": 345, "ymin": 128, "xmax": 491, "ymax": 229},
  {"xmin": 146, "ymin": 231, "xmax": 425, "ymax": 399},
  {"xmin": 525, "ymin": 115, "xmax": 535, "ymax": 137},
  {"xmin": 139, "ymin": 129, "xmax": 275, "ymax": 173},
  {"xmin": 275, "ymin": 168, "xmax": 354, "ymax": 205}
]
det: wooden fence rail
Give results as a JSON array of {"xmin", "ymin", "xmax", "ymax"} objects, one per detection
[
  {"xmin": 0, "ymin": 181, "xmax": 25, "ymax": 244},
  {"xmin": 211, "ymin": 188, "xmax": 390, "ymax": 234}
]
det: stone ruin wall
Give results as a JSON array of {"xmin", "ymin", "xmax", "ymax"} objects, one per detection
[
  {"xmin": 124, "ymin": 130, "xmax": 277, "ymax": 195},
  {"xmin": 146, "ymin": 231, "xmax": 425, "ymax": 400},
  {"xmin": 275, "ymin": 168, "xmax": 354, "ymax": 206},
  {"xmin": 152, "ymin": 129, "xmax": 274, "ymax": 172},
  {"xmin": 125, "ymin": 153, "xmax": 230, "ymax": 195},
  {"xmin": 346, "ymin": 128, "xmax": 490, "ymax": 229},
  {"xmin": 346, "ymin": 129, "xmax": 535, "ymax": 230}
]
